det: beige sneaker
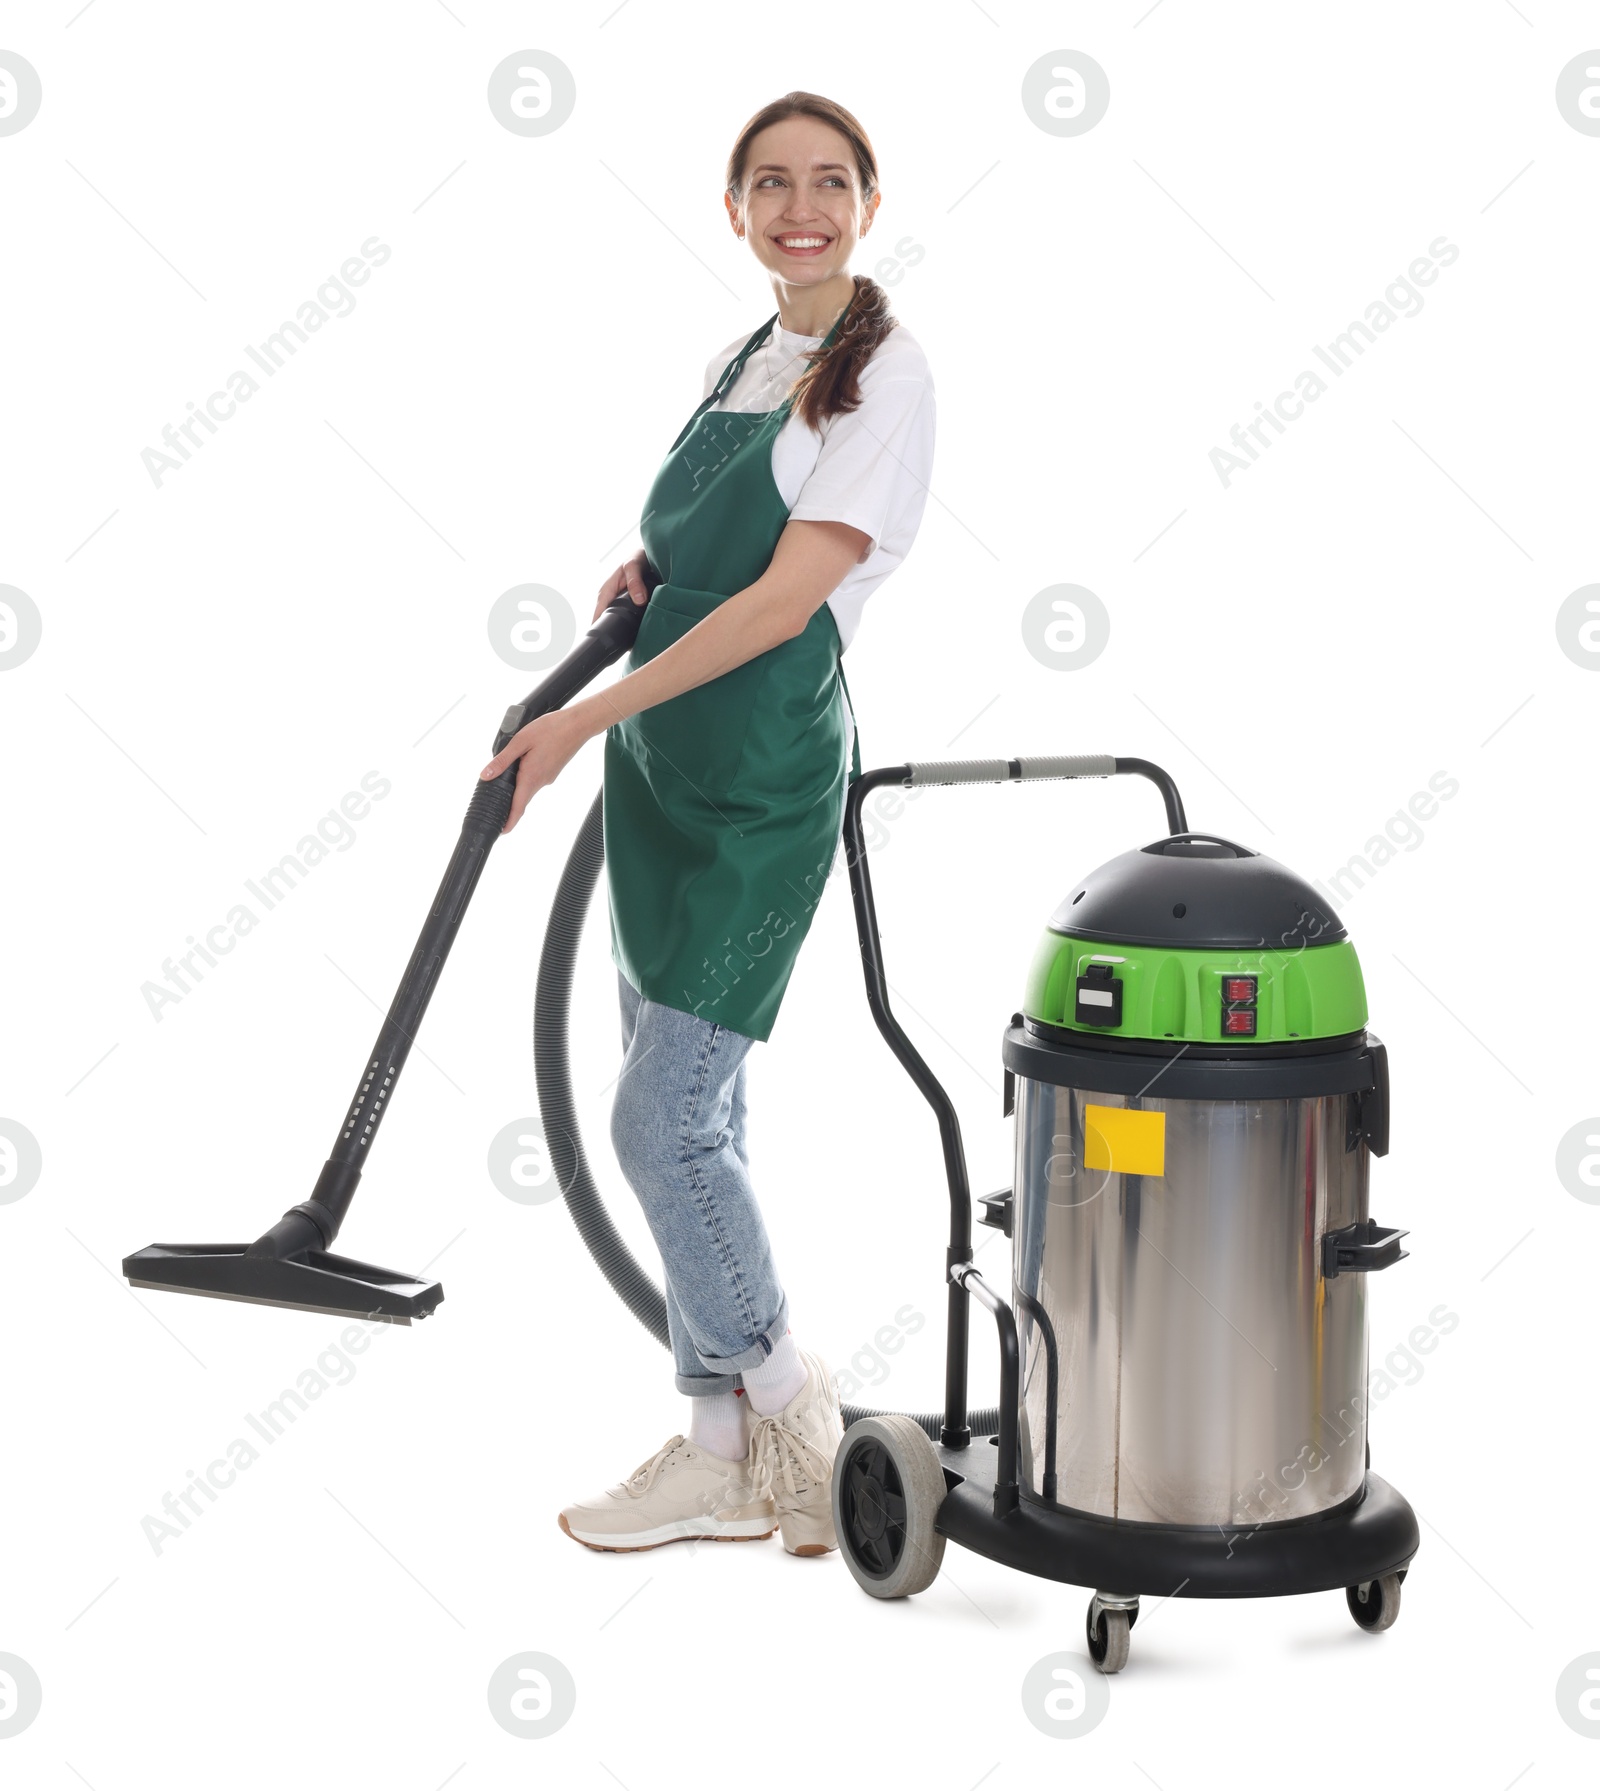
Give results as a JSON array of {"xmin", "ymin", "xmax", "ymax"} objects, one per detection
[
  {"xmin": 747, "ymin": 1350, "xmax": 844, "ymax": 1556},
  {"xmin": 558, "ymin": 1434, "xmax": 777, "ymax": 1552}
]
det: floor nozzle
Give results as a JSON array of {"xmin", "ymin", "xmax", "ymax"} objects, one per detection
[{"xmin": 121, "ymin": 1242, "xmax": 443, "ymax": 1323}]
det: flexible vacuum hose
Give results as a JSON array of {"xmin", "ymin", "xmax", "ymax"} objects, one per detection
[{"xmin": 533, "ymin": 791, "xmax": 1000, "ymax": 1443}]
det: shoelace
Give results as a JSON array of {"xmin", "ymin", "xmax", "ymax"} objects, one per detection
[
  {"xmin": 747, "ymin": 1414, "xmax": 834, "ymax": 1509},
  {"xmin": 621, "ymin": 1435, "xmax": 688, "ymax": 1499}
]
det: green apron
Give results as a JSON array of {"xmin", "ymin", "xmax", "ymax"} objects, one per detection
[{"xmin": 604, "ymin": 310, "xmax": 862, "ymax": 1042}]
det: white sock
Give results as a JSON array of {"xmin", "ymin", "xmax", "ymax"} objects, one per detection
[
  {"xmin": 742, "ymin": 1331, "xmax": 807, "ymax": 1416},
  {"xmin": 689, "ymin": 1389, "xmax": 749, "ymax": 1461}
]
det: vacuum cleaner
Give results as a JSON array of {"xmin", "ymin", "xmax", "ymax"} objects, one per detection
[
  {"xmin": 826, "ymin": 765, "xmax": 1418, "ymax": 1670},
  {"xmin": 124, "ymin": 598, "xmax": 1419, "ymax": 1671}
]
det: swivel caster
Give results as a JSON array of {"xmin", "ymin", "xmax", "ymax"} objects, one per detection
[
  {"xmin": 1086, "ymin": 1591, "xmax": 1140, "ymax": 1674},
  {"xmin": 1346, "ymin": 1571, "xmax": 1403, "ymax": 1633}
]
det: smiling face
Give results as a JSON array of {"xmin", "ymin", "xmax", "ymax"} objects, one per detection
[{"xmin": 726, "ymin": 114, "xmax": 878, "ymax": 289}]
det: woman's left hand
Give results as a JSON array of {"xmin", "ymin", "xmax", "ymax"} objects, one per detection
[{"xmin": 479, "ymin": 709, "xmax": 591, "ymax": 833}]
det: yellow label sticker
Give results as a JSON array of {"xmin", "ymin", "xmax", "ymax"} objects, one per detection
[{"xmin": 1083, "ymin": 1104, "xmax": 1166, "ymax": 1177}]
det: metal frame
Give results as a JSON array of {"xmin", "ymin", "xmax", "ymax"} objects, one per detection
[{"xmin": 841, "ymin": 755, "xmax": 1185, "ymax": 1455}]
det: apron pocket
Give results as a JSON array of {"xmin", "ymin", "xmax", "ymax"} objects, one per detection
[{"xmin": 625, "ymin": 588, "xmax": 771, "ymax": 793}]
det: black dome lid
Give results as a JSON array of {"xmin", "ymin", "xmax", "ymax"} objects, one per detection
[{"xmin": 1049, "ymin": 834, "xmax": 1347, "ymax": 950}]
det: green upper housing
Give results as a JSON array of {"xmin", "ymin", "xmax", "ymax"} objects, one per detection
[
  {"xmin": 1024, "ymin": 834, "xmax": 1367, "ymax": 1045},
  {"xmin": 1024, "ymin": 935, "xmax": 1367, "ymax": 1044}
]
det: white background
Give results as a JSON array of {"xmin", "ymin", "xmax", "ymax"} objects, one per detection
[{"xmin": 2, "ymin": 1, "xmax": 1596, "ymax": 1785}]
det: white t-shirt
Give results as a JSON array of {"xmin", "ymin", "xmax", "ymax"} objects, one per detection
[{"xmin": 696, "ymin": 314, "xmax": 936, "ymax": 650}]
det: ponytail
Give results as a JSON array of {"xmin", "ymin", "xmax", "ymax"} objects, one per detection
[{"xmin": 787, "ymin": 273, "xmax": 897, "ymax": 431}]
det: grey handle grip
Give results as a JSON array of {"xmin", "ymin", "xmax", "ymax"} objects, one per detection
[{"xmin": 905, "ymin": 754, "xmax": 1117, "ymax": 787}]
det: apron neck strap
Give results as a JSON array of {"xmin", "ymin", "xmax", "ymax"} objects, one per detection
[
  {"xmin": 776, "ymin": 295, "xmax": 853, "ymax": 416},
  {"xmin": 669, "ymin": 315, "xmax": 779, "ymax": 447},
  {"xmin": 675, "ymin": 287, "xmax": 858, "ymax": 440},
  {"xmin": 711, "ymin": 314, "xmax": 780, "ymax": 402}
]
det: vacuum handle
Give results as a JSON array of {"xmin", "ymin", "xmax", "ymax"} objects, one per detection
[
  {"xmin": 896, "ymin": 755, "xmax": 1187, "ymax": 834},
  {"xmin": 906, "ymin": 753, "xmax": 1116, "ymax": 786},
  {"xmin": 493, "ymin": 588, "xmax": 651, "ymax": 753}
]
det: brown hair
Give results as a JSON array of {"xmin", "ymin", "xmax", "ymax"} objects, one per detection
[{"xmin": 725, "ymin": 91, "xmax": 897, "ymax": 431}]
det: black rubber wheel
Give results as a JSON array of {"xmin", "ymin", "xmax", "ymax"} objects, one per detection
[
  {"xmin": 1086, "ymin": 1603, "xmax": 1131, "ymax": 1675},
  {"xmin": 1346, "ymin": 1573, "xmax": 1402, "ymax": 1633},
  {"xmin": 832, "ymin": 1415, "xmax": 946, "ymax": 1599}
]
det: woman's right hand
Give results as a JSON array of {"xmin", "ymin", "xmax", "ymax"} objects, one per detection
[{"xmin": 594, "ymin": 553, "xmax": 654, "ymax": 622}]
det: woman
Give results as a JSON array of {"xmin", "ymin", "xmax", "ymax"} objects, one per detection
[{"xmin": 480, "ymin": 92, "xmax": 936, "ymax": 1556}]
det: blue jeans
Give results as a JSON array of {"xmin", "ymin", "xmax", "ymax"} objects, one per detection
[{"xmin": 611, "ymin": 970, "xmax": 791, "ymax": 1396}]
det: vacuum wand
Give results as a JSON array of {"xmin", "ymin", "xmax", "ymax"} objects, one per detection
[{"xmin": 123, "ymin": 593, "xmax": 648, "ymax": 1322}]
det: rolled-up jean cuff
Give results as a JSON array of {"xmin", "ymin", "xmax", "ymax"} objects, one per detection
[
  {"xmin": 676, "ymin": 1370, "xmax": 741, "ymax": 1397},
  {"xmin": 683, "ymin": 1290, "xmax": 791, "ymax": 1390}
]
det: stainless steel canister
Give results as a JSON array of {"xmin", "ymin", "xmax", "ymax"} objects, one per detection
[{"xmin": 1011, "ymin": 1078, "xmax": 1372, "ymax": 1528}]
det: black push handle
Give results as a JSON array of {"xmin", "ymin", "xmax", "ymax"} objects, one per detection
[
  {"xmin": 841, "ymin": 752, "xmax": 1188, "ymax": 1449},
  {"xmin": 896, "ymin": 755, "xmax": 1188, "ymax": 835},
  {"xmin": 906, "ymin": 753, "xmax": 1115, "ymax": 785},
  {"xmin": 1322, "ymin": 1219, "xmax": 1409, "ymax": 1279}
]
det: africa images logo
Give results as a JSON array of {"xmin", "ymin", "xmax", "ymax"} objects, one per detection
[
  {"xmin": 139, "ymin": 236, "xmax": 392, "ymax": 487},
  {"xmin": 1209, "ymin": 236, "xmax": 1460, "ymax": 488}
]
